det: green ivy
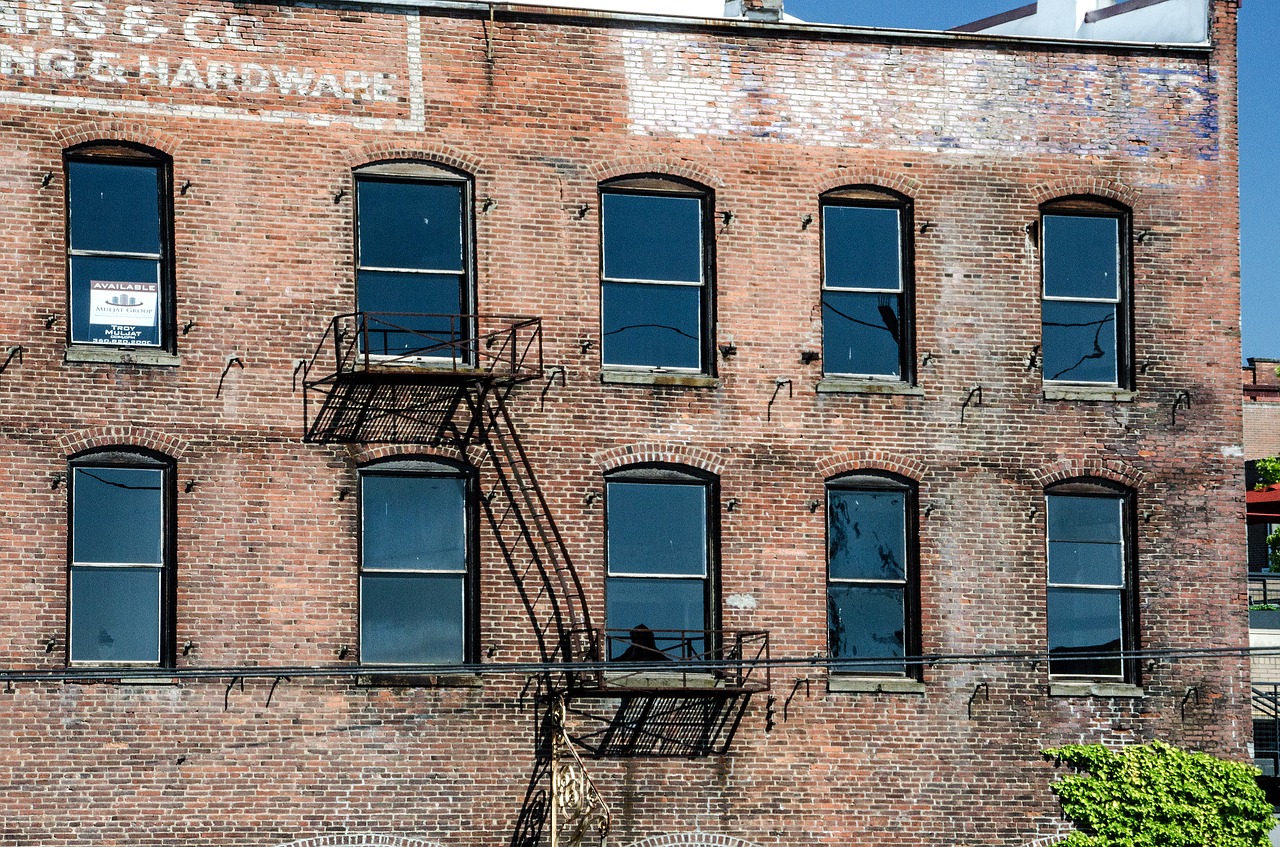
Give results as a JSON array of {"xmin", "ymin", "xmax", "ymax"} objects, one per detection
[
  {"xmin": 1043, "ymin": 740, "xmax": 1274, "ymax": 847},
  {"xmin": 1258, "ymin": 456, "xmax": 1280, "ymax": 488}
]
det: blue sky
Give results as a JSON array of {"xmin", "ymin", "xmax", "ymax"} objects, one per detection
[{"xmin": 784, "ymin": 1, "xmax": 1278, "ymax": 362}]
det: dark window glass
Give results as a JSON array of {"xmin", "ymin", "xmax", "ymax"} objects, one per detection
[
  {"xmin": 605, "ymin": 477, "xmax": 711, "ymax": 659},
  {"xmin": 826, "ymin": 483, "xmax": 913, "ymax": 676},
  {"xmin": 1041, "ymin": 210, "xmax": 1125, "ymax": 385},
  {"xmin": 360, "ymin": 470, "xmax": 470, "ymax": 665},
  {"xmin": 355, "ymin": 175, "xmax": 470, "ymax": 358},
  {"xmin": 1046, "ymin": 492, "xmax": 1130, "ymax": 679},
  {"xmin": 69, "ymin": 462, "xmax": 170, "ymax": 665},
  {"xmin": 66, "ymin": 156, "xmax": 167, "ymax": 348},
  {"xmin": 600, "ymin": 186, "xmax": 708, "ymax": 371},
  {"xmin": 822, "ymin": 201, "xmax": 909, "ymax": 379}
]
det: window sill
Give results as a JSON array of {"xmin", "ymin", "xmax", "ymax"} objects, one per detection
[
  {"xmin": 355, "ymin": 673, "xmax": 483, "ymax": 689},
  {"xmin": 1049, "ymin": 681, "xmax": 1144, "ymax": 698},
  {"xmin": 1042, "ymin": 385, "xmax": 1135, "ymax": 402},
  {"xmin": 828, "ymin": 676, "xmax": 925, "ymax": 694},
  {"xmin": 600, "ymin": 370, "xmax": 719, "ymax": 388},
  {"xmin": 65, "ymin": 347, "xmax": 181, "ymax": 367},
  {"xmin": 65, "ymin": 676, "xmax": 179, "ymax": 686},
  {"xmin": 817, "ymin": 378, "xmax": 923, "ymax": 396}
]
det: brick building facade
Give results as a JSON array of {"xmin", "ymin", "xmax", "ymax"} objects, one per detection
[{"xmin": 0, "ymin": 1, "xmax": 1247, "ymax": 845}]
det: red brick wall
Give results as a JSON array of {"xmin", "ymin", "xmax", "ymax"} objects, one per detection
[{"xmin": 0, "ymin": 1, "xmax": 1245, "ymax": 845}]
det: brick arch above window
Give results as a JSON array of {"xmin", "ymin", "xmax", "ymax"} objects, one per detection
[
  {"xmin": 1029, "ymin": 177, "xmax": 1139, "ymax": 211},
  {"xmin": 816, "ymin": 451, "xmax": 928, "ymax": 483},
  {"xmin": 1030, "ymin": 458, "xmax": 1145, "ymax": 490},
  {"xmin": 353, "ymin": 444, "xmax": 470, "ymax": 467},
  {"xmin": 814, "ymin": 167, "xmax": 921, "ymax": 199},
  {"xmin": 595, "ymin": 442, "xmax": 727, "ymax": 476},
  {"xmin": 588, "ymin": 156, "xmax": 725, "ymax": 191},
  {"xmin": 275, "ymin": 836, "xmax": 447, "ymax": 847},
  {"xmin": 53, "ymin": 122, "xmax": 183, "ymax": 157},
  {"xmin": 625, "ymin": 833, "xmax": 764, "ymax": 847},
  {"xmin": 344, "ymin": 143, "xmax": 490, "ymax": 181},
  {"xmin": 57, "ymin": 426, "xmax": 187, "ymax": 460}
]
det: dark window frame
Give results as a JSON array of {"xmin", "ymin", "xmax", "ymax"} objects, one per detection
[
  {"xmin": 819, "ymin": 187, "xmax": 916, "ymax": 382},
  {"xmin": 1044, "ymin": 478, "xmax": 1139, "ymax": 683},
  {"xmin": 357, "ymin": 457, "xmax": 479, "ymax": 666},
  {"xmin": 66, "ymin": 448, "xmax": 177, "ymax": 667},
  {"xmin": 598, "ymin": 175, "xmax": 716, "ymax": 375},
  {"xmin": 352, "ymin": 161, "xmax": 476, "ymax": 362},
  {"xmin": 825, "ymin": 472, "xmax": 921, "ymax": 679},
  {"xmin": 603, "ymin": 464, "xmax": 720, "ymax": 659},
  {"xmin": 1039, "ymin": 196, "xmax": 1133, "ymax": 388},
  {"xmin": 64, "ymin": 143, "xmax": 175, "ymax": 352}
]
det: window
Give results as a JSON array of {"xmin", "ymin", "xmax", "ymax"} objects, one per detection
[
  {"xmin": 826, "ymin": 475, "xmax": 918, "ymax": 676},
  {"xmin": 600, "ymin": 177, "xmax": 712, "ymax": 372},
  {"xmin": 821, "ymin": 189, "xmax": 913, "ymax": 380},
  {"xmin": 605, "ymin": 468, "xmax": 715, "ymax": 659},
  {"xmin": 1040, "ymin": 199, "xmax": 1130, "ymax": 385},
  {"xmin": 1045, "ymin": 484, "xmax": 1136, "ymax": 679},
  {"xmin": 359, "ymin": 460, "xmax": 474, "ymax": 665},
  {"xmin": 68, "ymin": 451, "xmax": 174, "ymax": 665},
  {"xmin": 354, "ymin": 164, "xmax": 473, "ymax": 358},
  {"xmin": 65, "ymin": 145, "xmax": 172, "ymax": 349}
]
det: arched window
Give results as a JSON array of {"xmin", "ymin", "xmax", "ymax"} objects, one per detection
[
  {"xmin": 68, "ymin": 449, "xmax": 175, "ymax": 665},
  {"xmin": 599, "ymin": 175, "xmax": 713, "ymax": 373},
  {"xmin": 65, "ymin": 143, "xmax": 174, "ymax": 351},
  {"xmin": 359, "ymin": 458, "xmax": 476, "ymax": 665},
  {"xmin": 604, "ymin": 466, "xmax": 717, "ymax": 660},
  {"xmin": 353, "ymin": 161, "xmax": 474, "ymax": 360},
  {"xmin": 820, "ymin": 186, "xmax": 914, "ymax": 381},
  {"xmin": 1040, "ymin": 197, "xmax": 1132, "ymax": 386},
  {"xmin": 1044, "ymin": 479, "xmax": 1137, "ymax": 680},
  {"xmin": 826, "ymin": 472, "xmax": 919, "ymax": 677}
]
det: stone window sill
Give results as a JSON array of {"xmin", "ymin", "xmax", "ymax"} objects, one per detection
[
  {"xmin": 600, "ymin": 369, "xmax": 719, "ymax": 388},
  {"xmin": 1049, "ymin": 681, "xmax": 1144, "ymax": 698},
  {"xmin": 816, "ymin": 378, "xmax": 923, "ymax": 396},
  {"xmin": 828, "ymin": 675, "xmax": 925, "ymax": 694},
  {"xmin": 65, "ymin": 347, "xmax": 181, "ymax": 367},
  {"xmin": 1042, "ymin": 385, "xmax": 1135, "ymax": 402},
  {"xmin": 355, "ymin": 673, "xmax": 483, "ymax": 689}
]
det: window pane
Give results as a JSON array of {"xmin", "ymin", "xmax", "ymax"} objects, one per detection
[
  {"xmin": 828, "ymin": 488, "xmax": 906, "ymax": 582},
  {"xmin": 602, "ymin": 193, "xmax": 702, "ymax": 283},
  {"xmin": 72, "ymin": 467, "xmax": 163, "ymax": 565},
  {"xmin": 69, "ymin": 256, "xmax": 162, "ymax": 346},
  {"xmin": 1041, "ymin": 300, "xmax": 1118, "ymax": 383},
  {"xmin": 827, "ymin": 584, "xmax": 906, "ymax": 674},
  {"xmin": 601, "ymin": 281, "xmax": 702, "ymax": 369},
  {"xmin": 822, "ymin": 290, "xmax": 902, "ymax": 377},
  {"xmin": 356, "ymin": 271, "xmax": 466, "ymax": 355},
  {"xmin": 1048, "ymin": 495, "xmax": 1124, "ymax": 585},
  {"xmin": 69, "ymin": 566, "xmax": 160, "ymax": 663},
  {"xmin": 361, "ymin": 572, "xmax": 465, "ymax": 664},
  {"xmin": 68, "ymin": 160, "xmax": 161, "ymax": 255},
  {"xmin": 362, "ymin": 475, "xmax": 466, "ymax": 571},
  {"xmin": 1047, "ymin": 587, "xmax": 1124, "ymax": 677},
  {"xmin": 823, "ymin": 205, "xmax": 902, "ymax": 291},
  {"xmin": 606, "ymin": 576, "xmax": 705, "ymax": 658},
  {"xmin": 607, "ymin": 482, "xmax": 706, "ymax": 576},
  {"xmin": 357, "ymin": 180, "xmax": 464, "ymax": 273},
  {"xmin": 1043, "ymin": 214, "xmax": 1120, "ymax": 300}
]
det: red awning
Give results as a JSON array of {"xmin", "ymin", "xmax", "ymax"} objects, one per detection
[{"xmin": 1248, "ymin": 485, "xmax": 1280, "ymax": 525}]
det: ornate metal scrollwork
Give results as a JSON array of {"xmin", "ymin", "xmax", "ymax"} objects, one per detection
[{"xmin": 550, "ymin": 697, "xmax": 610, "ymax": 847}]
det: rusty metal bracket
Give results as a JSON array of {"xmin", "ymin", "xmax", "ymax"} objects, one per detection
[
  {"xmin": 1180, "ymin": 685, "xmax": 1199, "ymax": 720},
  {"xmin": 767, "ymin": 377, "xmax": 792, "ymax": 421},
  {"xmin": 292, "ymin": 358, "xmax": 309, "ymax": 392},
  {"xmin": 960, "ymin": 385, "xmax": 983, "ymax": 423},
  {"xmin": 968, "ymin": 681, "xmax": 990, "ymax": 719},
  {"xmin": 540, "ymin": 365, "xmax": 566, "ymax": 410},
  {"xmin": 265, "ymin": 675, "xmax": 290, "ymax": 708},
  {"xmin": 782, "ymin": 676, "xmax": 810, "ymax": 722},
  {"xmin": 216, "ymin": 355, "xmax": 244, "ymax": 398},
  {"xmin": 223, "ymin": 676, "xmax": 243, "ymax": 711},
  {"xmin": 1171, "ymin": 389, "xmax": 1192, "ymax": 425},
  {"xmin": 0, "ymin": 345, "xmax": 24, "ymax": 376}
]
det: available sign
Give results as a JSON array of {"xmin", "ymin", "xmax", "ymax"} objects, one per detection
[{"xmin": 88, "ymin": 280, "xmax": 158, "ymax": 345}]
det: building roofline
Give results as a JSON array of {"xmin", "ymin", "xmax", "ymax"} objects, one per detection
[
  {"xmin": 1084, "ymin": 0, "xmax": 1176, "ymax": 24},
  {"xmin": 950, "ymin": 2, "xmax": 1036, "ymax": 34}
]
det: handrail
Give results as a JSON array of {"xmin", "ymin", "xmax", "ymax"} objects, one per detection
[
  {"xmin": 1250, "ymin": 573, "xmax": 1280, "ymax": 608},
  {"xmin": 566, "ymin": 628, "xmax": 770, "ymax": 693}
]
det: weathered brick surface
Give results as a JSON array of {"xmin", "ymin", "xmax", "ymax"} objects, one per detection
[{"xmin": 0, "ymin": 1, "xmax": 1246, "ymax": 845}]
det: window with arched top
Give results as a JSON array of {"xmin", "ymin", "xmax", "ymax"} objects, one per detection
[
  {"xmin": 820, "ymin": 186, "xmax": 914, "ymax": 381},
  {"xmin": 599, "ymin": 175, "xmax": 713, "ymax": 373},
  {"xmin": 1039, "ymin": 197, "xmax": 1131, "ymax": 387},
  {"xmin": 67, "ymin": 448, "xmax": 176, "ymax": 666},
  {"xmin": 353, "ymin": 161, "xmax": 474, "ymax": 360},
  {"xmin": 1044, "ymin": 479, "xmax": 1137, "ymax": 680},
  {"xmin": 65, "ymin": 143, "xmax": 174, "ymax": 351},
  {"xmin": 825, "ymin": 472, "xmax": 919, "ymax": 678}
]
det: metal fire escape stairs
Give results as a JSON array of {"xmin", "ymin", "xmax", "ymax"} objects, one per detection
[{"xmin": 300, "ymin": 312, "xmax": 770, "ymax": 846}]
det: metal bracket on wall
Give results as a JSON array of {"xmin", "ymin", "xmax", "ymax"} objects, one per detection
[
  {"xmin": 960, "ymin": 385, "xmax": 983, "ymax": 423},
  {"xmin": 540, "ymin": 365, "xmax": 566, "ymax": 410},
  {"xmin": 1180, "ymin": 685, "xmax": 1199, "ymax": 721},
  {"xmin": 1171, "ymin": 389, "xmax": 1193, "ymax": 425},
  {"xmin": 783, "ymin": 676, "xmax": 810, "ymax": 722},
  {"xmin": 216, "ymin": 355, "xmax": 244, "ymax": 398},
  {"xmin": 767, "ymin": 377, "xmax": 792, "ymax": 421},
  {"xmin": 0, "ymin": 345, "xmax": 24, "ymax": 376},
  {"xmin": 967, "ymin": 681, "xmax": 990, "ymax": 719}
]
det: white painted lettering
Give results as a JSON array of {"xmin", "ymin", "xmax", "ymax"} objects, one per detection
[
  {"xmin": 0, "ymin": 2, "xmax": 20, "ymax": 36},
  {"xmin": 271, "ymin": 65, "xmax": 312, "ymax": 96},
  {"xmin": 0, "ymin": 43, "xmax": 36, "ymax": 76},
  {"xmin": 136, "ymin": 53, "xmax": 168, "ymax": 85},
  {"xmin": 169, "ymin": 56, "xmax": 205, "ymax": 88},
  {"xmin": 206, "ymin": 60, "xmax": 236, "ymax": 89},
  {"xmin": 38, "ymin": 47, "xmax": 75, "ymax": 77},
  {"xmin": 120, "ymin": 5, "xmax": 165, "ymax": 43},
  {"xmin": 25, "ymin": 0, "xmax": 66, "ymax": 36},
  {"xmin": 182, "ymin": 10, "xmax": 220, "ymax": 48},
  {"xmin": 88, "ymin": 50, "xmax": 126, "ymax": 82},
  {"xmin": 309, "ymin": 71, "xmax": 343, "ymax": 98},
  {"xmin": 226, "ymin": 14, "xmax": 274, "ymax": 52},
  {"xmin": 68, "ymin": 1, "xmax": 105, "ymax": 39},
  {"xmin": 238, "ymin": 62, "xmax": 269, "ymax": 92},
  {"xmin": 344, "ymin": 70, "xmax": 369, "ymax": 97},
  {"xmin": 371, "ymin": 72, "xmax": 395, "ymax": 101}
]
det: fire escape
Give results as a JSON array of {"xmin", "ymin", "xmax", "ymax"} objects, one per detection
[{"xmin": 301, "ymin": 312, "xmax": 770, "ymax": 846}]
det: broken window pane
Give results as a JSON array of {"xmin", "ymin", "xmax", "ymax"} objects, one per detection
[
  {"xmin": 1041, "ymin": 301, "xmax": 1118, "ymax": 383},
  {"xmin": 827, "ymin": 584, "xmax": 906, "ymax": 675}
]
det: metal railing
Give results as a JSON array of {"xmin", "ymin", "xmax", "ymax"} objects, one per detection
[
  {"xmin": 1255, "ymin": 683, "xmax": 1280, "ymax": 776},
  {"xmin": 566, "ymin": 628, "xmax": 770, "ymax": 693},
  {"xmin": 1250, "ymin": 573, "xmax": 1280, "ymax": 609}
]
